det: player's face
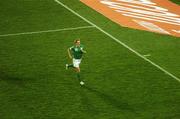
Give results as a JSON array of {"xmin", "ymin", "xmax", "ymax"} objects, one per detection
[{"xmin": 76, "ymin": 41, "xmax": 80, "ymax": 46}]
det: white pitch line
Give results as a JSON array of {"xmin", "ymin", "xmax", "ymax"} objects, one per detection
[
  {"xmin": 143, "ymin": 54, "xmax": 151, "ymax": 57},
  {"xmin": 54, "ymin": 0, "xmax": 180, "ymax": 82},
  {"xmin": 0, "ymin": 26, "xmax": 95, "ymax": 37}
]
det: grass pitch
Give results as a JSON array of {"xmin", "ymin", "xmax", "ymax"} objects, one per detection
[{"xmin": 0, "ymin": 0, "xmax": 180, "ymax": 119}]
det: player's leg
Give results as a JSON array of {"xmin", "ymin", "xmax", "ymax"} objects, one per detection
[
  {"xmin": 75, "ymin": 67, "xmax": 80, "ymax": 81},
  {"xmin": 76, "ymin": 67, "xmax": 84, "ymax": 85},
  {"xmin": 73, "ymin": 59, "xmax": 84, "ymax": 85},
  {"xmin": 66, "ymin": 59, "xmax": 75, "ymax": 70},
  {"xmin": 66, "ymin": 64, "xmax": 74, "ymax": 69}
]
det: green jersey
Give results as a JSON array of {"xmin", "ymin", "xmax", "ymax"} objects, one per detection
[{"xmin": 69, "ymin": 45, "xmax": 84, "ymax": 59}]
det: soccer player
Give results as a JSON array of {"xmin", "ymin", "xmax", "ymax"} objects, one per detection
[{"xmin": 66, "ymin": 39, "xmax": 87, "ymax": 85}]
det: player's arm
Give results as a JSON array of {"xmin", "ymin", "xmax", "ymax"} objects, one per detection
[
  {"xmin": 82, "ymin": 49, "xmax": 87, "ymax": 54},
  {"xmin": 81, "ymin": 47, "xmax": 87, "ymax": 53},
  {"xmin": 67, "ymin": 48, "xmax": 72, "ymax": 59}
]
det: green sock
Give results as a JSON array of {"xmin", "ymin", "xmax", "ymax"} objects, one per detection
[
  {"xmin": 77, "ymin": 72, "xmax": 81, "ymax": 81},
  {"xmin": 68, "ymin": 64, "xmax": 74, "ymax": 68}
]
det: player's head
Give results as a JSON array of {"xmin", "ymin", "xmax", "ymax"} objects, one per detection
[{"xmin": 74, "ymin": 39, "xmax": 80, "ymax": 46}]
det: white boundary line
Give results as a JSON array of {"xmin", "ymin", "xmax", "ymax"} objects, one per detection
[
  {"xmin": 0, "ymin": 26, "xmax": 95, "ymax": 37},
  {"xmin": 54, "ymin": 0, "xmax": 180, "ymax": 82}
]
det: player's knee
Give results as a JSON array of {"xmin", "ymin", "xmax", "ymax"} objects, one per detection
[{"xmin": 76, "ymin": 67, "xmax": 80, "ymax": 72}]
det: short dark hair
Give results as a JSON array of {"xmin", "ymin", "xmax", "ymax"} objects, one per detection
[{"xmin": 74, "ymin": 39, "xmax": 80, "ymax": 43}]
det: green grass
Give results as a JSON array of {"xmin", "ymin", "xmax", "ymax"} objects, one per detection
[
  {"xmin": 0, "ymin": 0, "xmax": 180, "ymax": 119},
  {"xmin": 170, "ymin": 0, "xmax": 180, "ymax": 4}
]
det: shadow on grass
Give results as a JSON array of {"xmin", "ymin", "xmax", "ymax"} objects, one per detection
[
  {"xmin": 79, "ymin": 87, "xmax": 100, "ymax": 117},
  {"xmin": 83, "ymin": 86, "xmax": 137, "ymax": 114},
  {"xmin": 0, "ymin": 71, "xmax": 27, "ymax": 87}
]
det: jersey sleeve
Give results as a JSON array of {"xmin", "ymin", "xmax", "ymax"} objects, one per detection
[{"xmin": 80, "ymin": 45, "xmax": 84, "ymax": 50}]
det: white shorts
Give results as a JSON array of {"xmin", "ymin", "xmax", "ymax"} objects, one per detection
[{"xmin": 73, "ymin": 58, "xmax": 81, "ymax": 68}]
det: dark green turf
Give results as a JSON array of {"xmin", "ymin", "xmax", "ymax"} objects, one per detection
[
  {"xmin": 0, "ymin": 0, "xmax": 89, "ymax": 34},
  {"xmin": 170, "ymin": 0, "xmax": 180, "ymax": 5},
  {"xmin": 0, "ymin": 0, "xmax": 180, "ymax": 119}
]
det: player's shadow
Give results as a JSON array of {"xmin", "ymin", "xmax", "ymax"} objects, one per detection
[
  {"xmin": 83, "ymin": 86, "xmax": 136, "ymax": 113},
  {"xmin": 79, "ymin": 87, "xmax": 100, "ymax": 116},
  {"xmin": 0, "ymin": 71, "xmax": 27, "ymax": 88}
]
